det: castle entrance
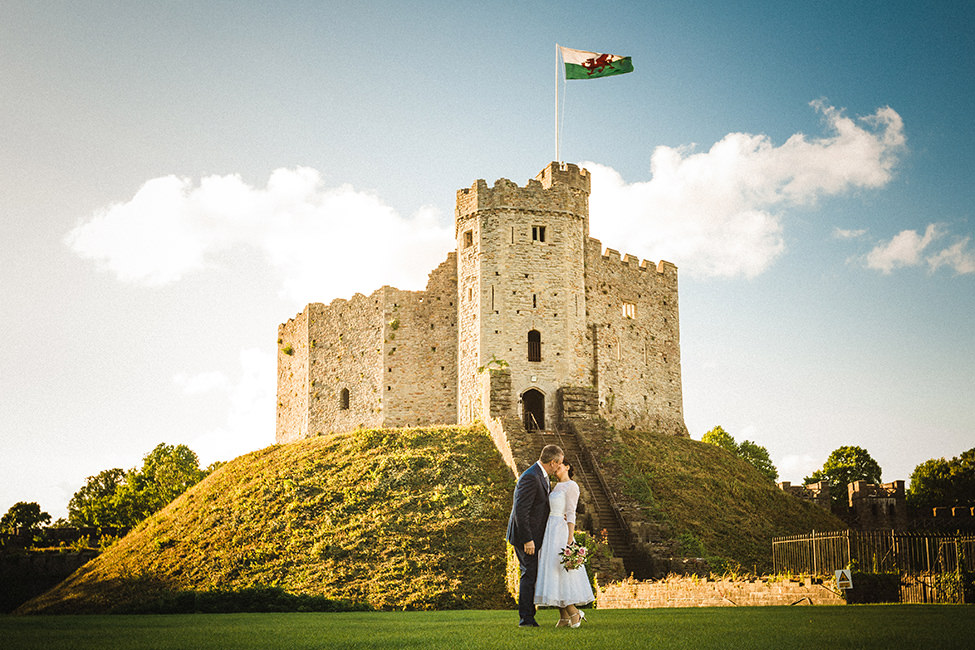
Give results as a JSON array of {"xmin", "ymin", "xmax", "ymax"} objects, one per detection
[{"xmin": 523, "ymin": 389, "xmax": 545, "ymax": 431}]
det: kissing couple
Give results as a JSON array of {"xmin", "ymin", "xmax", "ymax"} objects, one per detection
[{"xmin": 506, "ymin": 444, "xmax": 594, "ymax": 628}]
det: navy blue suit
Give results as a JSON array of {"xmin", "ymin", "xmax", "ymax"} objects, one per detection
[{"xmin": 506, "ymin": 462, "xmax": 551, "ymax": 624}]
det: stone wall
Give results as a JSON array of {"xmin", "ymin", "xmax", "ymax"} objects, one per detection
[
  {"xmin": 276, "ymin": 307, "xmax": 311, "ymax": 442},
  {"xmin": 778, "ymin": 481, "xmax": 831, "ymax": 510},
  {"xmin": 455, "ymin": 163, "xmax": 591, "ymax": 428},
  {"xmin": 276, "ymin": 254, "xmax": 460, "ymax": 442},
  {"xmin": 598, "ymin": 576, "xmax": 844, "ymax": 608},
  {"xmin": 380, "ymin": 254, "xmax": 458, "ymax": 427},
  {"xmin": 848, "ymin": 480, "xmax": 908, "ymax": 530},
  {"xmin": 2, "ymin": 551, "xmax": 98, "ymax": 613},
  {"xmin": 585, "ymin": 239, "xmax": 687, "ymax": 437}
]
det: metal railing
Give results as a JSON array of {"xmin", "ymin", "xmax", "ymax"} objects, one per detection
[{"xmin": 772, "ymin": 530, "xmax": 975, "ymax": 576}]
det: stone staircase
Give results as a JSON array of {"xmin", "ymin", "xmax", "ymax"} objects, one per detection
[{"xmin": 526, "ymin": 430, "xmax": 653, "ymax": 579}]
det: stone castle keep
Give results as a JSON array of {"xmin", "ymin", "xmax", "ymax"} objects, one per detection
[{"xmin": 276, "ymin": 162, "xmax": 688, "ymax": 444}]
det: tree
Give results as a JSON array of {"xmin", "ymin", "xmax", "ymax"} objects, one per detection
[
  {"xmin": 68, "ymin": 468, "xmax": 127, "ymax": 527},
  {"xmin": 907, "ymin": 447, "xmax": 975, "ymax": 510},
  {"xmin": 1, "ymin": 502, "xmax": 51, "ymax": 534},
  {"xmin": 701, "ymin": 426, "xmax": 778, "ymax": 482},
  {"xmin": 135, "ymin": 443, "xmax": 207, "ymax": 515},
  {"xmin": 701, "ymin": 426, "xmax": 738, "ymax": 454},
  {"xmin": 737, "ymin": 440, "xmax": 779, "ymax": 482},
  {"xmin": 805, "ymin": 445, "xmax": 882, "ymax": 506},
  {"xmin": 67, "ymin": 443, "xmax": 209, "ymax": 528}
]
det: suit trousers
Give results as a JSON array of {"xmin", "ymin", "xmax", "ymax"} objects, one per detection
[{"xmin": 513, "ymin": 543, "xmax": 539, "ymax": 623}]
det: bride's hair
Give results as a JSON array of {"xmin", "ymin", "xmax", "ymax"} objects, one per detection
[{"xmin": 565, "ymin": 463, "xmax": 574, "ymax": 479}]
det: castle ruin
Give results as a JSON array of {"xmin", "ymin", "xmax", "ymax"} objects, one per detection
[{"xmin": 276, "ymin": 162, "xmax": 688, "ymax": 444}]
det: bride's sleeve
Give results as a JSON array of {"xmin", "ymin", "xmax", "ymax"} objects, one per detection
[{"xmin": 565, "ymin": 482, "xmax": 580, "ymax": 524}]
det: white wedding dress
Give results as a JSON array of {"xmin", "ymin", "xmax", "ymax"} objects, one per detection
[{"xmin": 534, "ymin": 480, "xmax": 595, "ymax": 608}]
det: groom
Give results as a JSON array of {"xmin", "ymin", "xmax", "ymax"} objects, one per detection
[{"xmin": 506, "ymin": 444, "xmax": 564, "ymax": 627}]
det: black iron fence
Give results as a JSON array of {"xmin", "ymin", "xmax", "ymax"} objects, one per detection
[{"xmin": 773, "ymin": 530, "xmax": 975, "ymax": 576}]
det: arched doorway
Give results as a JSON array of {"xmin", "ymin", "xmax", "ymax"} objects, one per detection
[{"xmin": 523, "ymin": 389, "xmax": 545, "ymax": 431}]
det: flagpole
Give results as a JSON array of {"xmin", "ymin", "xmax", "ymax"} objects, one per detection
[{"xmin": 555, "ymin": 43, "xmax": 560, "ymax": 163}]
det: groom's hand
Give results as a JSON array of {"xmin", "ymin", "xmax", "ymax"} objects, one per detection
[{"xmin": 524, "ymin": 541, "xmax": 535, "ymax": 555}]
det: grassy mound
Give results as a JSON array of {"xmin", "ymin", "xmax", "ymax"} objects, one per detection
[
  {"xmin": 609, "ymin": 429, "xmax": 846, "ymax": 572},
  {"xmin": 19, "ymin": 425, "xmax": 514, "ymax": 614}
]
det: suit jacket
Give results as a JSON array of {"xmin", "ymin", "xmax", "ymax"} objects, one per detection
[{"xmin": 506, "ymin": 462, "xmax": 551, "ymax": 547}]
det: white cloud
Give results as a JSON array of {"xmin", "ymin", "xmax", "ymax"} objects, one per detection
[
  {"xmin": 927, "ymin": 236, "xmax": 975, "ymax": 275},
  {"xmin": 777, "ymin": 454, "xmax": 819, "ymax": 484},
  {"xmin": 173, "ymin": 371, "xmax": 231, "ymax": 395},
  {"xmin": 833, "ymin": 227, "xmax": 867, "ymax": 240},
  {"xmin": 864, "ymin": 225, "xmax": 974, "ymax": 275},
  {"xmin": 67, "ymin": 101, "xmax": 905, "ymax": 291},
  {"xmin": 186, "ymin": 348, "xmax": 277, "ymax": 466},
  {"xmin": 865, "ymin": 224, "xmax": 941, "ymax": 273},
  {"xmin": 65, "ymin": 167, "xmax": 455, "ymax": 304},
  {"xmin": 586, "ymin": 101, "xmax": 905, "ymax": 277}
]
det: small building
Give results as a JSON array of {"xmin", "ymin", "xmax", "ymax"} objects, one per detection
[
  {"xmin": 848, "ymin": 480, "xmax": 909, "ymax": 530},
  {"xmin": 777, "ymin": 481, "xmax": 831, "ymax": 510}
]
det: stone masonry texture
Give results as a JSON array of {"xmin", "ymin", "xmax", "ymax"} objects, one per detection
[{"xmin": 276, "ymin": 162, "xmax": 688, "ymax": 442}]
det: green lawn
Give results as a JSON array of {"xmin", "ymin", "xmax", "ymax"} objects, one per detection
[{"xmin": 2, "ymin": 606, "xmax": 972, "ymax": 650}]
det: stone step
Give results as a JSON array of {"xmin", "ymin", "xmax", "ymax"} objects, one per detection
[{"xmin": 520, "ymin": 430, "xmax": 653, "ymax": 578}]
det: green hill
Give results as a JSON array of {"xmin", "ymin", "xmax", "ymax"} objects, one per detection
[
  {"xmin": 19, "ymin": 425, "xmax": 514, "ymax": 614},
  {"xmin": 19, "ymin": 424, "xmax": 845, "ymax": 614},
  {"xmin": 605, "ymin": 429, "xmax": 845, "ymax": 571}
]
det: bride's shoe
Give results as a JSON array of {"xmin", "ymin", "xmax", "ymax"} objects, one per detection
[
  {"xmin": 555, "ymin": 618, "xmax": 570, "ymax": 628},
  {"xmin": 569, "ymin": 611, "xmax": 586, "ymax": 628}
]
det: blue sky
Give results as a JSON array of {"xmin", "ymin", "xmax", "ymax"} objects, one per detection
[{"xmin": 2, "ymin": 1, "xmax": 972, "ymax": 518}]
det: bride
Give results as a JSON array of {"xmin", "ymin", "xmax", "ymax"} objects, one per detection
[{"xmin": 534, "ymin": 461, "xmax": 594, "ymax": 628}]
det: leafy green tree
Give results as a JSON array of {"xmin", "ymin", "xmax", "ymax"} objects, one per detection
[
  {"xmin": 701, "ymin": 426, "xmax": 778, "ymax": 482},
  {"xmin": 805, "ymin": 445, "xmax": 882, "ymax": 506},
  {"xmin": 737, "ymin": 440, "xmax": 779, "ymax": 482},
  {"xmin": 907, "ymin": 447, "xmax": 975, "ymax": 510},
  {"xmin": 1, "ymin": 501, "xmax": 51, "ymax": 533},
  {"xmin": 68, "ymin": 468, "xmax": 127, "ymax": 527},
  {"xmin": 135, "ymin": 443, "xmax": 207, "ymax": 515},
  {"xmin": 67, "ymin": 443, "xmax": 209, "ymax": 528},
  {"xmin": 701, "ymin": 426, "xmax": 738, "ymax": 454}
]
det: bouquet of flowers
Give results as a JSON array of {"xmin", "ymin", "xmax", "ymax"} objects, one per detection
[{"xmin": 558, "ymin": 541, "xmax": 589, "ymax": 571}]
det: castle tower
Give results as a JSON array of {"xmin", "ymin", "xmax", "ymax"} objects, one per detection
[{"xmin": 456, "ymin": 162, "xmax": 592, "ymax": 429}]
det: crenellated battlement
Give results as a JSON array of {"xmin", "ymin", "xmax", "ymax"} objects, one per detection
[
  {"xmin": 591, "ymin": 239, "xmax": 678, "ymax": 279},
  {"xmin": 534, "ymin": 161, "xmax": 591, "ymax": 192},
  {"xmin": 455, "ymin": 161, "xmax": 590, "ymax": 219}
]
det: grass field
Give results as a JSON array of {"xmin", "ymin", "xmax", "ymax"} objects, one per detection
[{"xmin": 2, "ymin": 606, "xmax": 973, "ymax": 650}]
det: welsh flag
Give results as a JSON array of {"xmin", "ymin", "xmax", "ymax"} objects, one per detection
[{"xmin": 560, "ymin": 46, "xmax": 633, "ymax": 79}]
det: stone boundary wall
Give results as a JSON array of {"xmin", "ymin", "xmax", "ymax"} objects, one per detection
[
  {"xmin": 584, "ymin": 237, "xmax": 687, "ymax": 437},
  {"xmin": 598, "ymin": 576, "xmax": 844, "ymax": 608},
  {"xmin": 2, "ymin": 551, "xmax": 98, "ymax": 613}
]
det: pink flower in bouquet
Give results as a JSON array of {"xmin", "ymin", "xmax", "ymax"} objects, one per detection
[{"xmin": 558, "ymin": 541, "xmax": 588, "ymax": 571}]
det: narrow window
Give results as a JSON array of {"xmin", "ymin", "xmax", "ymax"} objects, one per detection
[
  {"xmin": 528, "ymin": 329, "xmax": 541, "ymax": 362},
  {"xmin": 622, "ymin": 301, "xmax": 636, "ymax": 319},
  {"xmin": 340, "ymin": 388, "xmax": 350, "ymax": 410},
  {"xmin": 464, "ymin": 230, "xmax": 473, "ymax": 248},
  {"xmin": 532, "ymin": 293, "xmax": 537, "ymax": 308},
  {"xmin": 532, "ymin": 225, "xmax": 546, "ymax": 242}
]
